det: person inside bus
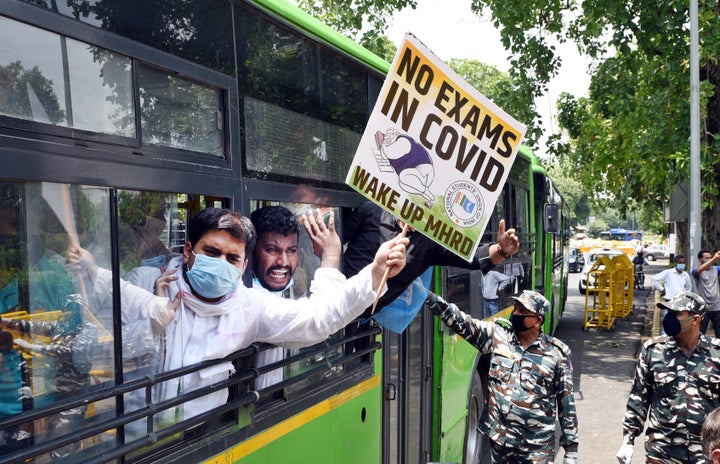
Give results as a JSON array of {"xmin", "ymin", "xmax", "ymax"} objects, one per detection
[
  {"xmin": 3, "ymin": 294, "xmax": 98, "ymax": 460},
  {"xmin": 426, "ymin": 290, "xmax": 578, "ymax": 464},
  {"xmin": 250, "ymin": 205, "xmax": 300, "ymax": 390},
  {"xmin": 0, "ymin": 183, "xmax": 76, "ymax": 315},
  {"xmin": 0, "ymin": 328, "xmax": 33, "ymax": 453},
  {"xmin": 482, "ymin": 269, "xmax": 514, "ymax": 319},
  {"xmin": 342, "ymin": 201, "xmax": 519, "ymax": 317},
  {"xmin": 66, "ymin": 206, "xmax": 408, "ymax": 422}
]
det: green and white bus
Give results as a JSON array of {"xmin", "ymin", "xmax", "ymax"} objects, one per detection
[{"xmin": 0, "ymin": 1, "xmax": 568, "ymax": 463}]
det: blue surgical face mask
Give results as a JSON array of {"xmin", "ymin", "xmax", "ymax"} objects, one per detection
[
  {"xmin": 676, "ymin": 263, "xmax": 686, "ymax": 271},
  {"xmin": 186, "ymin": 252, "xmax": 242, "ymax": 299}
]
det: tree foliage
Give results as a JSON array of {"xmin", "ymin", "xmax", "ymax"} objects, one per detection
[
  {"xmin": 295, "ymin": 0, "xmax": 417, "ymax": 54},
  {"xmin": 296, "ymin": 0, "xmax": 720, "ymax": 249},
  {"xmin": 447, "ymin": 58, "xmax": 535, "ymax": 129},
  {"xmin": 468, "ymin": 0, "xmax": 720, "ymax": 249}
]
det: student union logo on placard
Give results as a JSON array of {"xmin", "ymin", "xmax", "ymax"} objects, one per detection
[{"xmin": 444, "ymin": 181, "xmax": 484, "ymax": 227}]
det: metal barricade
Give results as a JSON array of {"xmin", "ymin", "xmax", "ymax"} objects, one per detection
[
  {"xmin": 583, "ymin": 253, "xmax": 633, "ymax": 330},
  {"xmin": 611, "ymin": 254, "xmax": 634, "ymax": 319}
]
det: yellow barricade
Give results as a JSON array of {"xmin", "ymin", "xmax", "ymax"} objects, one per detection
[{"xmin": 583, "ymin": 254, "xmax": 633, "ymax": 330}]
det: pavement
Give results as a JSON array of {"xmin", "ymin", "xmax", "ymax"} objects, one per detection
[{"xmin": 553, "ymin": 259, "xmax": 671, "ymax": 463}]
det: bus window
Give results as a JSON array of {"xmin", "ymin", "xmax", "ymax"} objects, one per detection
[
  {"xmin": 0, "ymin": 181, "xmax": 116, "ymax": 461},
  {"xmin": 0, "ymin": 16, "xmax": 134, "ymax": 136},
  {"xmin": 247, "ymin": 200, "xmax": 345, "ymax": 402}
]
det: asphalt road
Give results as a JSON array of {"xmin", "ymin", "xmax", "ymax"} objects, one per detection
[{"xmin": 553, "ymin": 258, "xmax": 670, "ymax": 463}]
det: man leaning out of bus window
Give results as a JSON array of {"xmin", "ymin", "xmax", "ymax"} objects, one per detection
[
  {"xmin": 426, "ymin": 290, "xmax": 578, "ymax": 464},
  {"xmin": 66, "ymin": 207, "xmax": 408, "ymax": 421}
]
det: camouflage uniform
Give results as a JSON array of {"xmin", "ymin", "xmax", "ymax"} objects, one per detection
[
  {"xmin": 426, "ymin": 292, "xmax": 578, "ymax": 463},
  {"xmin": 621, "ymin": 291, "xmax": 720, "ymax": 464},
  {"xmin": 621, "ymin": 334, "xmax": 720, "ymax": 463}
]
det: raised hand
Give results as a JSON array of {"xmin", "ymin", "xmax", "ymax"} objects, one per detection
[
  {"xmin": 370, "ymin": 234, "xmax": 409, "ymax": 291},
  {"xmin": 154, "ymin": 268, "xmax": 178, "ymax": 296},
  {"xmin": 66, "ymin": 245, "xmax": 98, "ymax": 280},
  {"xmin": 496, "ymin": 219, "xmax": 520, "ymax": 257},
  {"xmin": 300, "ymin": 208, "xmax": 341, "ymax": 268}
]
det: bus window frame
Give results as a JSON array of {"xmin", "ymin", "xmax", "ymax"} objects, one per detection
[{"xmin": 0, "ymin": 4, "xmax": 238, "ymax": 172}]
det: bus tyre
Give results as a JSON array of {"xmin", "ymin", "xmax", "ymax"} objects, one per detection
[{"xmin": 464, "ymin": 369, "xmax": 489, "ymax": 464}]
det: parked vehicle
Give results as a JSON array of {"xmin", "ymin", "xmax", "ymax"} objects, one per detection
[
  {"xmin": 579, "ymin": 247, "xmax": 625, "ymax": 293},
  {"xmin": 568, "ymin": 247, "xmax": 585, "ymax": 273},
  {"xmin": 643, "ymin": 244, "xmax": 668, "ymax": 261}
]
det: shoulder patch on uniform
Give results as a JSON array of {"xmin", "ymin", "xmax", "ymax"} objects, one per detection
[{"xmin": 548, "ymin": 336, "xmax": 572, "ymax": 356}]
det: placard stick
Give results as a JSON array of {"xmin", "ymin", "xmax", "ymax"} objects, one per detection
[
  {"xmin": 371, "ymin": 222, "xmax": 410, "ymax": 315},
  {"xmin": 57, "ymin": 185, "xmax": 111, "ymax": 338}
]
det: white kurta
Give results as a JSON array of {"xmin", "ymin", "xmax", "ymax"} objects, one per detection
[{"xmin": 154, "ymin": 257, "xmax": 379, "ymax": 420}]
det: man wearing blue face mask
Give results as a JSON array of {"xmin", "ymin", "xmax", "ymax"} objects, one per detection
[
  {"xmin": 65, "ymin": 207, "xmax": 407, "ymax": 424},
  {"xmin": 652, "ymin": 255, "xmax": 692, "ymax": 303},
  {"xmin": 149, "ymin": 207, "xmax": 406, "ymax": 421},
  {"xmin": 618, "ymin": 291, "xmax": 720, "ymax": 464},
  {"xmin": 652, "ymin": 255, "xmax": 692, "ymax": 334}
]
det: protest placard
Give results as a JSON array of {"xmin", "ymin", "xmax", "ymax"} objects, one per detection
[{"xmin": 346, "ymin": 33, "xmax": 526, "ymax": 261}]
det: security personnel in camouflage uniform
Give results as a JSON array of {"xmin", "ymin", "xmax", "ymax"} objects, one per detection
[
  {"xmin": 617, "ymin": 291, "xmax": 720, "ymax": 464},
  {"xmin": 426, "ymin": 290, "xmax": 578, "ymax": 464}
]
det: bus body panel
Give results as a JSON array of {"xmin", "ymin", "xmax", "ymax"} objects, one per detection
[
  {"xmin": 436, "ymin": 329, "xmax": 478, "ymax": 462},
  {"xmin": 220, "ymin": 378, "xmax": 382, "ymax": 464}
]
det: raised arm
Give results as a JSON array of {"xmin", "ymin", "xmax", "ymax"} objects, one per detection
[
  {"xmin": 300, "ymin": 208, "xmax": 341, "ymax": 269},
  {"xmin": 425, "ymin": 292, "xmax": 492, "ymax": 351}
]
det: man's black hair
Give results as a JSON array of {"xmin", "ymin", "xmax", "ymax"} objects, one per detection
[
  {"xmin": 188, "ymin": 208, "xmax": 256, "ymax": 256},
  {"xmin": 250, "ymin": 206, "xmax": 298, "ymax": 238}
]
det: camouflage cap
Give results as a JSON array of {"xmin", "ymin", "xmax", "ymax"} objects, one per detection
[
  {"xmin": 656, "ymin": 291, "xmax": 706, "ymax": 315},
  {"xmin": 510, "ymin": 290, "xmax": 550, "ymax": 316}
]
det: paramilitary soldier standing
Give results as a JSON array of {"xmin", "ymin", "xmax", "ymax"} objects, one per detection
[
  {"xmin": 618, "ymin": 291, "xmax": 720, "ymax": 464},
  {"xmin": 427, "ymin": 290, "xmax": 578, "ymax": 464}
]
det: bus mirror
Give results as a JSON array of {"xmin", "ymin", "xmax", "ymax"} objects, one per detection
[{"xmin": 544, "ymin": 203, "xmax": 559, "ymax": 234}]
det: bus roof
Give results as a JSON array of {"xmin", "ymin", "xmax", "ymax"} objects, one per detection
[{"xmin": 251, "ymin": 0, "xmax": 390, "ymax": 76}]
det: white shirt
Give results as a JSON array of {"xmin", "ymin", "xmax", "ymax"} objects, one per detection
[
  {"xmin": 651, "ymin": 268, "xmax": 692, "ymax": 300},
  {"xmin": 252, "ymin": 279, "xmax": 287, "ymax": 390},
  {"xmin": 481, "ymin": 270, "xmax": 512, "ymax": 300},
  {"xmin": 153, "ymin": 257, "xmax": 378, "ymax": 420}
]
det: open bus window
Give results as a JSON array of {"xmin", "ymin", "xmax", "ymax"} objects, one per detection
[
  {"xmin": 0, "ymin": 181, "xmax": 117, "ymax": 461},
  {"xmin": 248, "ymin": 200, "xmax": 347, "ymax": 402}
]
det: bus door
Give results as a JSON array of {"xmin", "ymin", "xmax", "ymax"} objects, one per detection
[{"xmin": 382, "ymin": 305, "xmax": 433, "ymax": 464}]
